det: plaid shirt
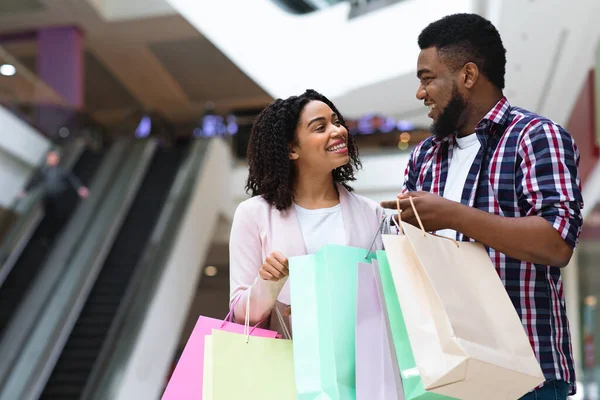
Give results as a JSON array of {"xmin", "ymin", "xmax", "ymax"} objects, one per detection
[{"xmin": 402, "ymin": 97, "xmax": 583, "ymax": 394}]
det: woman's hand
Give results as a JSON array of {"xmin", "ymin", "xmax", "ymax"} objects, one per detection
[{"xmin": 258, "ymin": 251, "xmax": 289, "ymax": 281}]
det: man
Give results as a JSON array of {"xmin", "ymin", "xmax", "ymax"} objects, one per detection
[
  {"xmin": 382, "ymin": 13, "xmax": 583, "ymax": 399},
  {"xmin": 20, "ymin": 149, "xmax": 89, "ymax": 244}
]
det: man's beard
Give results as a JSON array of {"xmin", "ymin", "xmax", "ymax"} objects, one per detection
[{"xmin": 431, "ymin": 84, "xmax": 468, "ymax": 140}]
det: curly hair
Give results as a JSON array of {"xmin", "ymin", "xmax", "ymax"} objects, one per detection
[
  {"xmin": 245, "ymin": 89, "xmax": 361, "ymax": 211},
  {"xmin": 418, "ymin": 13, "xmax": 507, "ymax": 90}
]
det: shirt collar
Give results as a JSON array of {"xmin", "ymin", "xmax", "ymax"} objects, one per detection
[
  {"xmin": 431, "ymin": 96, "xmax": 511, "ymax": 145},
  {"xmin": 478, "ymin": 96, "xmax": 511, "ymax": 132}
]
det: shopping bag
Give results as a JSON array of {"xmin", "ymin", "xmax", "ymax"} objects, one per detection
[
  {"xmin": 377, "ymin": 251, "xmax": 455, "ymax": 400},
  {"xmin": 162, "ymin": 296, "xmax": 278, "ymax": 400},
  {"xmin": 289, "ymin": 244, "xmax": 374, "ymax": 400},
  {"xmin": 381, "ymin": 198, "xmax": 545, "ymax": 400},
  {"xmin": 356, "ymin": 261, "xmax": 404, "ymax": 400},
  {"xmin": 202, "ymin": 336, "xmax": 214, "ymax": 400},
  {"xmin": 207, "ymin": 322, "xmax": 296, "ymax": 399}
]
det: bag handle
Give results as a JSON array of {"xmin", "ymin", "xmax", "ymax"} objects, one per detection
[
  {"xmin": 241, "ymin": 288, "xmax": 292, "ymax": 343},
  {"xmin": 223, "ymin": 293, "xmax": 243, "ymax": 324},
  {"xmin": 244, "ymin": 285, "xmax": 252, "ymax": 341},
  {"xmin": 272, "ymin": 305, "xmax": 292, "ymax": 340},
  {"xmin": 365, "ymin": 215, "xmax": 389, "ymax": 259},
  {"xmin": 222, "ymin": 285, "xmax": 270, "ymax": 334},
  {"xmin": 400, "ymin": 196, "xmax": 460, "ymax": 247}
]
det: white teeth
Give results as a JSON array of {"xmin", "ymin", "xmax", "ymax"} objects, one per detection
[
  {"xmin": 327, "ymin": 143, "xmax": 346, "ymax": 152},
  {"xmin": 428, "ymin": 104, "xmax": 436, "ymax": 112}
]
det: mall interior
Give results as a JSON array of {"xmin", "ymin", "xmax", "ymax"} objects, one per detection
[{"xmin": 0, "ymin": 0, "xmax": 599, "ymax": 399}]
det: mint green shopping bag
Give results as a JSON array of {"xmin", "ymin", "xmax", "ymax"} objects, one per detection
[
  {"xmin": 289, "ymin": 244, "xmax": 375, "ymax": 400},
  {"xmin": 376, "ymin": 250, "xmax": 456, "ymax": 400}
]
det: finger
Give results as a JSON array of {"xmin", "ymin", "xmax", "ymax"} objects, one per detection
[
  {"xmin": 263, "ymin": 263, "xmax": 287, "ymax": 279},
  {"xmin": 258, "ymin": 268, "xmax": 275, "ymax": 281},
  {"xmin": 266, "ymin": 254, "xmax": 289, "ymax": 276},
  {"xmin": 401, "ymin": 210, "xmax": 422, "ymax": 229},
  {"xmin": 398, "ymin": 191, "xmax": 423, "ymax": 200},
  {"xmin": 283, "ymin": 306, "xmax": 291, "ymax": 317},
  {"xmin": 397, "ymin": 198, "xmax": 411, "ymax": 211},
  {"xmin": 398, "ymin": 196, "xmax": 421, "ymax": 211},
  {"xmin": 271, "ymin": 251, "xmax": 289, "ymax": 269},
  {"xmin": 380, "ymin": 200, "xmax": 398, "ymax": 209}
]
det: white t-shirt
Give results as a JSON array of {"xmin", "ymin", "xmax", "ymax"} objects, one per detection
[
  {"xmin": 436, "ymin": 133, "xmax": 480, "ymax": 239},
  {"xmin": 294, "ymin": 203, "xmax": 347, "ymax": 254}
]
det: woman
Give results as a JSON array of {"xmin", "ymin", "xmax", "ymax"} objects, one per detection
[{"xmin": 229, "ymin": 89, "xmax": 386, "ymax": 335}]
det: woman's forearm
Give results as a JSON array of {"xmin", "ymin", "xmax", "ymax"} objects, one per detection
[{"xmin": 233, "ymin": 276, "xmax": 287, "ymax": 325}]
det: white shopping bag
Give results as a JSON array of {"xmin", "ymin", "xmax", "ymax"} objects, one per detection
[{"xmin": 381, "ymin": 198, "xmax": 545, "ymax": 400}]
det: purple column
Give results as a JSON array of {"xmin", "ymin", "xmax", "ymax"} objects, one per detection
[{"xmin": 37, "ymin": 26, "xmax": 84, "ymax": 109}]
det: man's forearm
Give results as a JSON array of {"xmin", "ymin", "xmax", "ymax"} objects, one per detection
[
  {"xmin": 68, "ymin": 173, "xmax": 83, "ymax": 190},
  {"xmin": 448, "ymin": 203, "xmax": 573, "ymax": 267}
]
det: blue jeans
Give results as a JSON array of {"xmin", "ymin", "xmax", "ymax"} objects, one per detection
[{"xmin": 519, "ymin": 380, "xmax": 570, "ymax": 400}]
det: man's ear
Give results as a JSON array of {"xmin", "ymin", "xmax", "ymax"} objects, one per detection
[{"xmin": 463, "ymin": 62, "xmax": 479, "ymax": 90}]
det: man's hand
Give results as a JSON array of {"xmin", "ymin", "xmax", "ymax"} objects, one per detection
[
  {"xmin": 381, "ymin": 191, "xmax": 459, "ymax": 232},
  {"xmin": 78, "ymin": 187, "xmax": 89, "ymax": 198},
  {"xmin": 382, "ymin": 191, "xmax": 573, "ymax": 267}
]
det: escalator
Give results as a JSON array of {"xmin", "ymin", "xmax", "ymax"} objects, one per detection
[
  {"xmin": 39, "ymin": 144, "xmax": 186, "ymax": 399},
  {"xmin": 0, "ymin": 148, "xmax": 105, "ymax": 338}
]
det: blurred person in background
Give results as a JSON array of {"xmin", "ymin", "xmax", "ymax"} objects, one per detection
[
  {"xmin": 229, "ymin": 89, "xmax": 386, "ymax": 337},
  {"xmin": 19, "ymin": 149, "xmax": 89, "ymax": 245},
  {"xmin": 382, "ymin": 13, "xmax": 583, "ymax": 400}
]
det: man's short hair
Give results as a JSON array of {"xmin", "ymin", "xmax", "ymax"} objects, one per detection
[{"xmin": 418, "ymin": 13, "xmax": 507, "ymax": 90}]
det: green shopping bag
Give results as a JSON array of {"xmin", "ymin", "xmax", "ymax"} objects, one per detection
[
  {"xmin": 207, "ymin": 329, "xmax": 296, "ymax": 399},
  {"xmin": 289, "ymin": 244, "xmax": 375, "ymax": 400},
  {"xmin": 376, "ymin": 250, "xmax": 456, "ymax": 400}
]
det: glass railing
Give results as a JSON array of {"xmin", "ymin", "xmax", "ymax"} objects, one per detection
[
  {"xmin": 0, "ymin": 139, "xmax": 158, "ymax": 400},
  {"xmin": 85, "ymin": 139, "xmax": 210, "ymax": 400},
  {"xmin": 0, "ymin": 138, "xmax": 131, "ymax": 394},
  {"xmin": 0, "ymin": 139, "xmax": 86, "ymax": 282}
]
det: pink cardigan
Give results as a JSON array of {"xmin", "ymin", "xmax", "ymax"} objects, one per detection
[{"xmin": 229, "ymin": 183, "xmax": 385, "ymax": 333}]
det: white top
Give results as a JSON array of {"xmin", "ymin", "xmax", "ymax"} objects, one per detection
[
  {"xmin": 294, "ymin": 203, "xmax": 347, "ymax": 254},
  {"xmin": 437, "ymin": 133, "xmax": 481, "ymax": 239}
]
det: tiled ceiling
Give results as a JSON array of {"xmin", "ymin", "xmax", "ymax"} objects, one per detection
[{"xmin": 0, "ymin": 0, "xmax": 272, "ymax": 127}]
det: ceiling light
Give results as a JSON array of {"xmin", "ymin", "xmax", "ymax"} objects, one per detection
[
  {"xmin": 0, "ymin": 64, "xmax": 16, "ymax": 76},
  {"xmin": 204, "ymin": 266, "xmax": 218, "ymax": 277}
]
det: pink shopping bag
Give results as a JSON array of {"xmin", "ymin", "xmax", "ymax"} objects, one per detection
[{"xmin": 162, "ymin": 297, "xmax": 279, "ymax": 400}]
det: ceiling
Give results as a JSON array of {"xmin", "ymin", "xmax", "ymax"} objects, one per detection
[{"xmin": 0, "ymin": 0, "xmax": 273, "ymax": 127}]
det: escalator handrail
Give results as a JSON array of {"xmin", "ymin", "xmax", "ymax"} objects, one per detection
[
  {"xmin": 0, "ymin": 139, "xmax": 86, "ymax": 285},
  {"xmin": 0, "ymin": 139, "xmax": 158, "ymax": 400},
  {"xmin": 0, "ymin": 139, "xmax": 130, "ymax": 391},
  {"xmin": 84, "ymin": 139, "xmax": 211, "ymax": 400}
]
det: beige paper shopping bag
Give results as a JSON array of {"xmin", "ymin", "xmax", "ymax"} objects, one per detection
[{"xmin": 381, "ymin": 199, "xmax": 544, "ymax": 400}]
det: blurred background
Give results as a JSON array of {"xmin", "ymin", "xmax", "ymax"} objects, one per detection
[{"xmin": 0, "ymin": 0, "xmax": 598, "ymax": 399}]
